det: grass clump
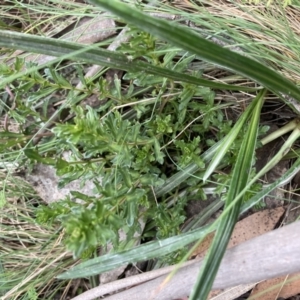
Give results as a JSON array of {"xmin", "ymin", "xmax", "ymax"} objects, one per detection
[{"xmin": 0, "ymin": 174, "xmax": 77, "ymax": 300}]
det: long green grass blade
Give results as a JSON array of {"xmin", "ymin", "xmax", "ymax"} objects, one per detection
[
  {"xmin": 89, "ymin": 0, "xmax": 300, "ymax": 106},
  {"xmin": 189, "ymin": 89, "xmax": 265, "ymax": 299},
  {"xmin": 57, "ymin": 223, "xmax": 215, "ymax": 279},
  {"xmin": 203, "ymin": 91, "xmax": 264, "ymax": 181},
  {"xmin": 0, "ymin": 30, "xmax": 252, "ymax": 92}
]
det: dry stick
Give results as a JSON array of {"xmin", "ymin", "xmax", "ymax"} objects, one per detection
[
  {"xmin": 71, "ymin": 221, "xmax": 300, "ymax": 300},
  {"xmin": 70, "ymin": 258, "xmax": 199, "ymax": 300}
]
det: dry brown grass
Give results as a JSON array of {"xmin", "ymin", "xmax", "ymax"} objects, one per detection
[{"xmin": 172, "ymin": 0, "xmax": 300, "ymax": 83}]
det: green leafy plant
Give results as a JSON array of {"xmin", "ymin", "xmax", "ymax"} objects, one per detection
[{"xmin": 1, "ymin": 0, "xmax": 300, "ymax": 299}]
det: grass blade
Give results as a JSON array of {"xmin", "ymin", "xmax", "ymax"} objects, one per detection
[
  {"xmin": 203, "ymin": 90, "xmax": 266, "ymax": 181},
  {"xmin": 57, "ymin": 223, "xmax": 215, "ymax": 279},
  {"xmin": 189, "ymin": 89, "xmax": 265, "ymax": 299},
  {"xmin": 0, "ymin": 30, "xmax": 253, "ymax": 92}
]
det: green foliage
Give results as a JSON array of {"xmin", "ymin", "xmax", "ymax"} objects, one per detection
[
  {"xmin": 35, "ymin": 88, "xmax": 219, "ymax": 257},
  {"xmin": 25, "ymin": 286, "xmax": 38, "ymax": 300},
  {"xmin": 119, "ymin": 27, "xmax": 157, "ymax": 62},
  {"xmin": 8, "ymin": 22, "xmax": 253, "ymax": 259},
  {"xmin": 174, "ymin": 137, "xmax": 203, "ymax": 168},
  {"xmin": 0, "ymin": 15, "xmax": 273, "ymax": 264},
  {"xmin": 2, "ymin": 1, "xmax": 300, "ymax": 299},
  {"xmin": 2, "ymin": 30, "xmax": 232, "ymax": 261},
  {"xmin": 25, "ymin": 28, "xmax": 236, "ymax": 258},
  {"xmin": 153, "ymin": 202, "xmax": 186, "ymax": 238}
]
